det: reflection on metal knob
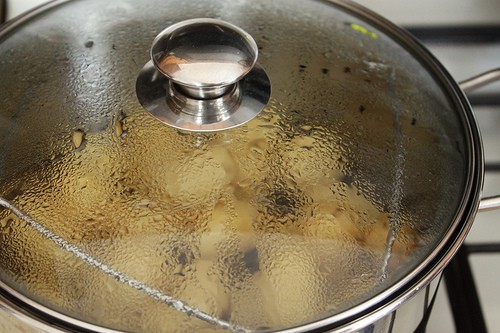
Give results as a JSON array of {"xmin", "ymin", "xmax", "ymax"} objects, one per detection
[
  {"xmin": 151, "ymin": 19, "xmax": 258, "ymax": 100},
  {"xmin": 136, "ymin": 18, "xmax": 271, "ymax": 132}
]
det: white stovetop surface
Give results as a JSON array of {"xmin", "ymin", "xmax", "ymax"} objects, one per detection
[{"xmin": 5, "ymin": 1, "xmax": 500, "ymax": 332}]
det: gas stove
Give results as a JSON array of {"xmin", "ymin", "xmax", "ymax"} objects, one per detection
[{"xmin": 2, "ymin": 0, "xmax": 500, "ymax": 332}]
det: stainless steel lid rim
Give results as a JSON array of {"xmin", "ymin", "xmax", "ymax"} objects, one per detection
[
  {"xmin": 263, "ymin": 1, "xmax": 485, "ymax": 331},
  {"xmin": 0, "ymin": 0, "xmax": 71, "ymax": 40},
  {"xmin": 0, "ymin": 3, "xmax": 140, "ymax": 333},
  {"xmin": 0, "ymin": 0, "xmax": 484, "ymax": 332},
  {"xmin": 0, "ymin": 282, "xmax": 115, "ymax": 333},
  {"xmin": 259, "ymin": 1, "xmax": 485, "ymax": 331}
]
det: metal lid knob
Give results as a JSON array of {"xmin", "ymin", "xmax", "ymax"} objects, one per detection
[
  {"xmin": 151, "ymin": 19, "xmax": 258, "ymax": 100},
  {"xmin": 136, "ymin": 18, "xmax": 271, "ymax": 132}
]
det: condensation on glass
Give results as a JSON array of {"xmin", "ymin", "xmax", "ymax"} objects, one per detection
[{"xmin": 0, "ymin": 0, "xmax": 467, "ymax": 332}]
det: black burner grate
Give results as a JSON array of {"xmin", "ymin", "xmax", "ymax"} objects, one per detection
[
  {"xmin": 0, "ymin": 0, "xmax": 6, "ymax": 26},
  {"xmin": 407, "ymin": 26, "xmax": 500, "ymax": 44}
]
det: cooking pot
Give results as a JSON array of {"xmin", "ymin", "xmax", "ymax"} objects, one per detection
[{"xmin": 0, "ymin": 0, "xmax": 499, "ymax": 332}]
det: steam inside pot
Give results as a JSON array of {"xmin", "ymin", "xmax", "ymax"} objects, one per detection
[{"xmin": 0, "ymin": 101, "xmax": 422, "ymax": 331}]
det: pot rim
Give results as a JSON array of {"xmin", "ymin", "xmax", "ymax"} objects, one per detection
[
  {"xmin": 0, "ymin": 0, "xmax": 484, "ymax": 332},
  {"xmin": 288, "ymin": 1, "xmax": 483, "ymax": 332}
]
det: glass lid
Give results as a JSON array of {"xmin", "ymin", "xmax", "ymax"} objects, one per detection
[{"xmin": 0, "ymin": 0, "xmax": 474, "ymax": 331}]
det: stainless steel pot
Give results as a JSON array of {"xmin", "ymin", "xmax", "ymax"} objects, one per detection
[{"xmin": 0, "ymin": 0, "xmax": 499, "ymax": 332}]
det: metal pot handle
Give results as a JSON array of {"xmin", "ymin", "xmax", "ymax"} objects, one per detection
[
  {"xmin": 460, "ymin": 68, "xmax": 500, "ymax": 94},
  {"xmin": 459, "ymin": 68, "xmax": 500, "ymax": 212}
]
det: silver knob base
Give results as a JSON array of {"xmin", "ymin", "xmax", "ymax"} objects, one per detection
[{"xmin": 136, "ymin": 61, "xmax": 271, "ymax": 132}]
